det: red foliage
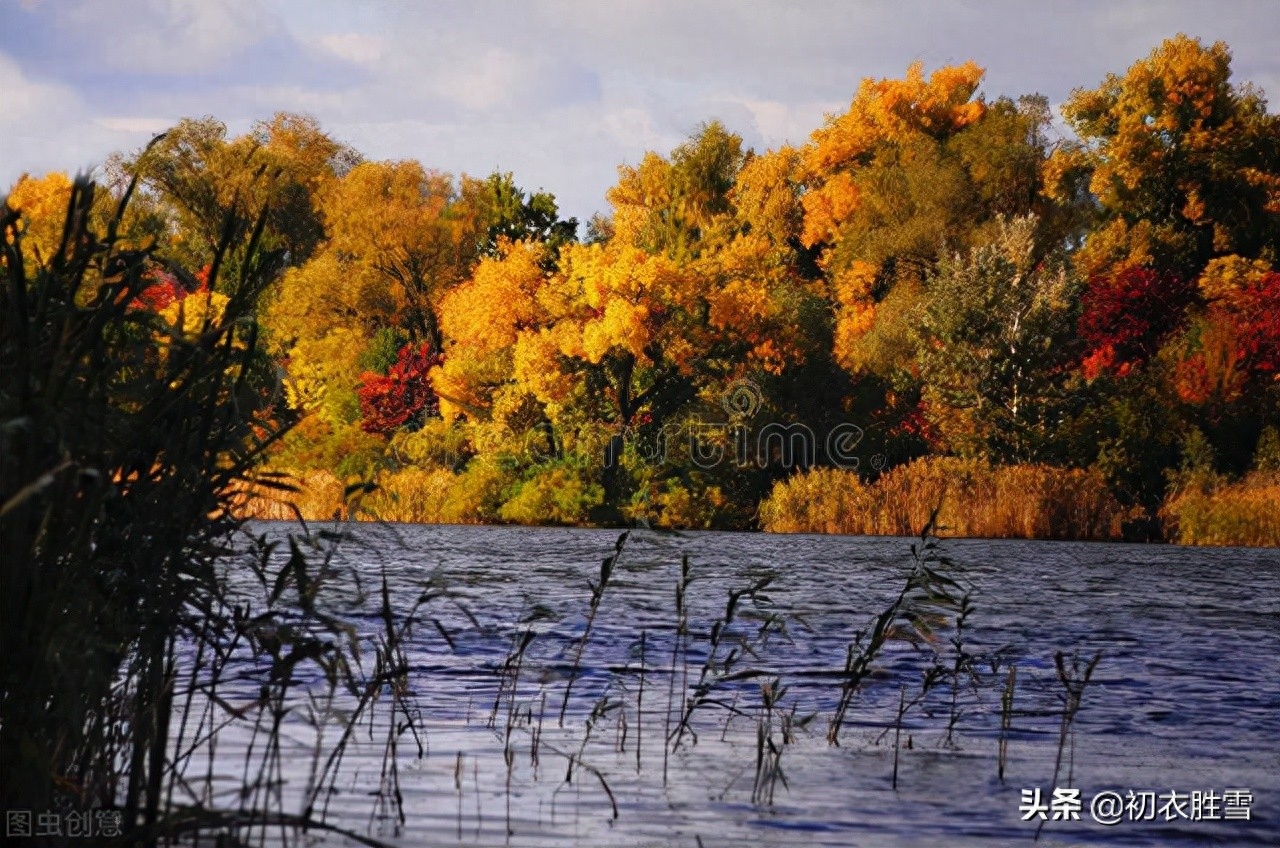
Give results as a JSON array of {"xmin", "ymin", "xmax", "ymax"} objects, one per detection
[
  {"xmin": 134, "ymin": 264, "xmax": 212, "ymax": 312},
  {"xmin": 357, "ymin": 342, "xmax": 442, "ymax": 434},
  {"xmin": 1078, "ymin": 266, "xmax": 1193, "ymax": 379},
  {"xmin": 1169, "ymin": 272, "xmax": 1279, "ymax": 405},
  {"xmin": 887, "ymin": 401, "xmax": 940, "ymax": 448},
  {"xmin": 135, "ymin": 270, "xmax": 183, "ymax": 311},
  {"xmin": 1234, "ymin": 272, "xmax": 1280, "ymax": 374}
]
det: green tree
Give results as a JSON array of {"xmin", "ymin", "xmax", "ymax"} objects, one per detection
[
  {"xmin": 916, "ymin": 216, "xmax": 1084, "ymax": 462},
  {"xmin": 479, "ymin": 171, "xmax": 578, "ymax": 262},
  {"xmin": 121, "ymin": 113, "xmax": 359, "ymax": 273}
]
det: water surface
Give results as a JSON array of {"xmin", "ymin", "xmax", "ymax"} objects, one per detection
[{"xmin": 215, "ymin": 524, "xmax": 1280, "ymax": 847}]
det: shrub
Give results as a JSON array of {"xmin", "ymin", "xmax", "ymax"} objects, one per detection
[
  {"xmin": 364, "ymin": 459, "xmax": 513, "ymax": 524},
  {"xmin": 357, "ymin": 341, "xmax": 441, "ymax": 434},
  {"xmin": 499, "ymin": 462, "xmax": 604, "ymax": 525},
  {"xmin": 364, "ymin": 465, "xmax": 459, "ymax": 523},
  {"xmin": 1, "ymin": 176, "xmax": 286, "ymax": 822}
]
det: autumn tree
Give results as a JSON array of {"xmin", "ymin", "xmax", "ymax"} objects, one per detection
[
  {"xmin": 796, "ymin": 63, "xmax": 1074, "ymax": 397},
  {"xmin": 1166, "ymin": 259, "xmax": 1280, "ymax": 470},
  {"xmin": 324, "ymin": 161, "xmax": 513, "ymax": 350},
  {"xmin": 425, "ymin": 125, "xmax": 825, "ymax": 520},
  {"xmin": 531, "ymin": 124, "xmax": 820, "ymax": 437},
  {"xmin": 4, "ymin": 171, "xmax": 163, "ymax": 272},
  {"xmin": 607, "ymin": 120, "xmax": 745, "ymax": 260},
  {"xmin": 1078, "ymin": 265, "xmax": 1194, "ymax": 380},
  {"xmin": 1059, "ymin": 35, "xmax": 1280, "ymax": 482},
  {"xmin": 916, "ymin": 216, "xmax": 1084, "ymax": 462},
  {"xmin": 2, "ymin": 172, "xmax": 75, "ymax": 264},
  {"xmin": 1048, "ymin": 35, "xmax": 1280, "ymax": 280},
  {"xmin": 358, "ymin": 342, "xmax": 441, "ymax": 434},
  {"xmin": 121, "ymin": 113, "xmax": 359, "ymax": 272},
  {"xmin": 434, "ymin": 239, "xmax": 547, "ymax": 421}
]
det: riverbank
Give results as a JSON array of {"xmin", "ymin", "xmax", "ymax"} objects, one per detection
[{"xmin": 232, "ymin": 457, "xmax": 1280, "ymax": 547}]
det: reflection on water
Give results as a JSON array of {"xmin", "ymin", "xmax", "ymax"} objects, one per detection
[{"xmin": 215, "ymin": 524, "xmax": 1279, "ymax": 847}]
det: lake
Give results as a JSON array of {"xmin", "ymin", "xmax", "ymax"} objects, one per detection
[{"xmin": 204, "ymin": 524, "xmax": 1279, "ymax": 847}]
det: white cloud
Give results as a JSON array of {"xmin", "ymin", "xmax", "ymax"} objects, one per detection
[
  {"xmin": 316, "ymin": 33, "xmax": 383, "ymax": 66},
  {"xmin": 93, "ymin": 116, "xmax": 173, "ymax": 134},
  {"xmin": 736, "ymin": 98, "xmax": 843, "ymax": 149},
  {"xmin": 0, "ymin": 52, "xmax": 73, "ymax": 126},
  {"xmin": 0, "ymin": 53, "xmax": 107, "ymax": 186},
  {"xmin": 61, "ymin": 0, "xmax": 281, "ymax": 75}
]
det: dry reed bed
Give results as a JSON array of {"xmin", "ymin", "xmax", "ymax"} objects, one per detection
[
  {"xmin": 759, "ymin": 457, "xmax": 1127, "ymax": 540},
  {"xmin": 1161, "ymin": 471, "xmax": 1280, "ymax": 547}
]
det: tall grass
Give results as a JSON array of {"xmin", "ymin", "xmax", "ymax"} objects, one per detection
[
  {"xmin": 759, "ymin": 457, "xmax": 1127, "ymax": 540},
  {"xmin": 1, "ymin": 171, "xmax": 282, "ymax": 822},
  {"xmin": 1161, "ymin": 471, "xmax": 1280, "ymax": 546},
  {"xmin": 232, "ymin": 469, "xmax": 349, "ymax": 520},
  {"xmin": 1, "ymin": 173, "xmax": 429, "ymax": 845}
]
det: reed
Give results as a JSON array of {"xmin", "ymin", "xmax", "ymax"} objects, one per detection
[
  {"xmin": 669, "ymin": 575, "xmax": 777, "ymax": 750},
  {"xmin": 1, "ymin": 170, "xmax": 284, "ymax": 831},
  {"xmin": 760, "ymin": 458, "xmax": 1126, "ymax": 540},
  {"xmin": 751, "ymin": 677, "xmax": 789, "ymax": 805},
  {"xmin": 1161, "ymin": 470, "xmax": 1280, "ymax": 546},
  {"xmin": 1050, "ymin": 650, "xmax": 1101, "ymax": 791},
  {"xmin": 662, "ymin": 554, "xmax": 693, "ymax": 787},
  {"xmin": 0, "ymin": 173, "xmax": 458, "ymax": 847},
  {"xmin": 559, "ymin": 530, "xmax": 628, "ymax": 725},
  {"xmin": 827, "ymin": 512, "xmax": 967, "ymax": 745},
  {"xmin": 998, "ymin": 664, "xmax": 1017, "ymax": 782},
  {"xmin": 1035, "ymin": 650, "xmax": 1101, "ymax": 842},
  {"xmin": 943, "ymin": 590, "xmax": 978, "ymax": 748}
]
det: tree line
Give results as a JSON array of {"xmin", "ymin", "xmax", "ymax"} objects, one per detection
[{"xmin": 6, "ymin": 34, "xmax": 1279, "ymax": 541}]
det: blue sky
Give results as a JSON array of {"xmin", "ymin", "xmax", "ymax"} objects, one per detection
[{"xmin": 2, "ymin": 0, "xmax": 1278, "ymax": 224}]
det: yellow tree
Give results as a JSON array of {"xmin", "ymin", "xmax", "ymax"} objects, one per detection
[
  {"xmin": 799, "ymin": 61, "xmax": 987, "ymax": 254},
  {"xmin": 323, "ymin": 161, "xmax": 492, "ymax": 349},
  {"xmin": 4, "ymin": 171, "xmax": 165, "ymax": 280},
  {"xmin": 607, "ymin": 121, "xmax": 745, "ymax": 260},
  {"xmin": 1048, "ymin": 35, "xmax": 1280, "ymax": 280},
  {"xmin": 263, "ymin": 250, "xmax": 398, "ymax": 426},
  {"xmin": 796, "ymin": 62, "xmax": 1061, "ymax": 380},
  {"xmin": 123, "ymin": 113, "xmax": 357, "ymax": 271},
  {"xmin": 434, "ymin": 239, "xmax": 547, "ymax": 420},
  {"xmin": 508, "ymin": 124, "xmax": 818, "ymax": 435},
  {"xmin": 3, "ymin": 172, "xmax": 74, "ymax": 266}
]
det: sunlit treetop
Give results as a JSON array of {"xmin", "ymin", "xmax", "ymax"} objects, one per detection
[
  {"xmin": 799, "ymin": 61, "xmax": 987, "ymax": 249},
  {"xmin": 123, "ymin": 113, "xmax": 358, "ymax": 271},
  {"xmin": 606, "ymin": 121, "xmax": 745, "ymax": 261},
  {"xmin": 1050, "ymin": 34, "xmax": 1280, "ymax": 277},
  {"xmin": 3, "ymin": 172, "xmax": 75, "ymax": 264}
]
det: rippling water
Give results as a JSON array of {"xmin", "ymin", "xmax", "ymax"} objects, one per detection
[{"xmin": 211, "ymin": 524, "xmax": 1279, "ymax": 847}]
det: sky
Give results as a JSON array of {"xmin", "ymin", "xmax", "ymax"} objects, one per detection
[{"xmin": 2, "ymin": 0, "xmax": 1279, "ymax": 225}]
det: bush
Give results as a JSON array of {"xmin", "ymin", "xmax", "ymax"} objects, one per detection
[
  {"xmin": 499, "ymin": 462, "xmax": 604, "ymax": 525},
  {"xmin": 364, "ymin": 459, "xmax": 512, "ymax": 524},
  {"xmin": 364, "ymin": 465, "xmax": 459, "ymax": 523}
]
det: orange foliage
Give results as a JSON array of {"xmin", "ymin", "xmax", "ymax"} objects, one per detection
[
  {"xmin": 799, "ymin": 61, "xmax": 986, "ymax": 249},
  {"xmin": 3, "ymin": 172, "xmax": 75, "ymax": 262}
]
